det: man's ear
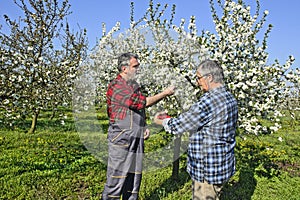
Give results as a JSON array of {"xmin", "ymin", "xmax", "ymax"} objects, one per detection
[
  {"xmin": 121, "ymin": 66, "xmax": 127, "ymax": 72},
  {"xmin": 208, "ymin": 74, "xmax": 213, "ymax": 82}
]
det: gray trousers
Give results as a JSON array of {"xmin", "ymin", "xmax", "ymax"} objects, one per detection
[{"xmin": 102, "ymin": 111, "xmax": 145, "ymax": 200}]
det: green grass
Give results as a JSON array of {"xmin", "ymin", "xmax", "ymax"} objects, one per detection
[
  {"xmin": 0, "ymin": 130, "xmax": 106, "ymax": 199},
  {"xmin": 0, "ymin": 110, "xmax": 299, "ymax": 199}
]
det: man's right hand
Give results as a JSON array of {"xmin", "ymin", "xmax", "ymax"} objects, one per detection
[{"xmin": 163, "ymin": 86, "xmax": 175, "ymax": 96}]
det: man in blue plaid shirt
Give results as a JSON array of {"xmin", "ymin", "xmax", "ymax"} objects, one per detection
[{"xmin": 154, "ymin": 59, "xmax": 238, "ymax": 200}]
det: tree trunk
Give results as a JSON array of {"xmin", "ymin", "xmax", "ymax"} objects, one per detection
[
  {"xmin": 50, "ymin": 108, "xmax": 56, "ymax": 120},
  {"xmin": 28, "ymin": 111, "xmax": 39, "ymax": 133},
  {"xmin": 172, "ymin": 135, "xmax": 181, "ymax": 180}
]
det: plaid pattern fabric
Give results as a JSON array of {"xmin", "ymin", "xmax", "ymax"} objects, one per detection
[
  {"xmin": 165, "ymin": 86, "xmax": 238, "ymax": 184},
  {"xmin": 106, "ymin": 74, "xmax": 146, "ymax": 123}
]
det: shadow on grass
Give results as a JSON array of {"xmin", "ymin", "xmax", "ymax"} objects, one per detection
[
  {"xmin": 0, "ymin": 116, "xmax": 77, "ymax": 133},
  {"xmin": 0, "ymin": 114, "xmax": 109, "ymax": 134},
  {"xmin": 221, "ymin": 139, "xmax": 281, "ymax": 200},
  {"xmin": 143, "ymin": 163, "xmax": 258, "ymax": 200},
  {"xmin": 221, "ymin": 166, "xmax": 257, "ymax": 200},
  {"xmin": 144, "ymin": 168, "xmax": 190, "ymax": 200}
]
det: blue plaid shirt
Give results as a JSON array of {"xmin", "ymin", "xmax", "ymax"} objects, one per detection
[{"xmin": 163, "ymin": 86, "xmax": 238, "ymax": 184}]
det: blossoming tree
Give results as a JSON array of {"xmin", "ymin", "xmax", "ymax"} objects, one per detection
[
  {"xmin": 73, "ymin": 0, "xmax": 299, "ymax": 175},
  {"xmin": 77, "ymin": 0, "xmax": 299, "ymax": 135},
  {"xmin": 203, "ymin": 0, "xmax": 299, "ymax": 135},
  {"xmin": 0, "ymin": 0, "xmax": 87, "ymax": 133}
]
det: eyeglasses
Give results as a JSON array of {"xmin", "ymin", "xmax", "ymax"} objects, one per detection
[{"xmin": 195, "ymin": 74, "xmax": 210, "ymax": 81}]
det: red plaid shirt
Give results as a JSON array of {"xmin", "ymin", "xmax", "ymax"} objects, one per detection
[{"xmin": 106, "ymin": 74, "xmax": 147, "ymax": 123}]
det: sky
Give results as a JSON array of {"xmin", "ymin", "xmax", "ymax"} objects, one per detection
[{"xmin": 1, "ymin": 0, "xmax": 299, "ymax": 69}]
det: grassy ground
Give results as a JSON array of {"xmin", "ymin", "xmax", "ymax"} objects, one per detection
[{"xmin": 0, "ymin": 111, "xmax": 299, "ymax": 199}]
